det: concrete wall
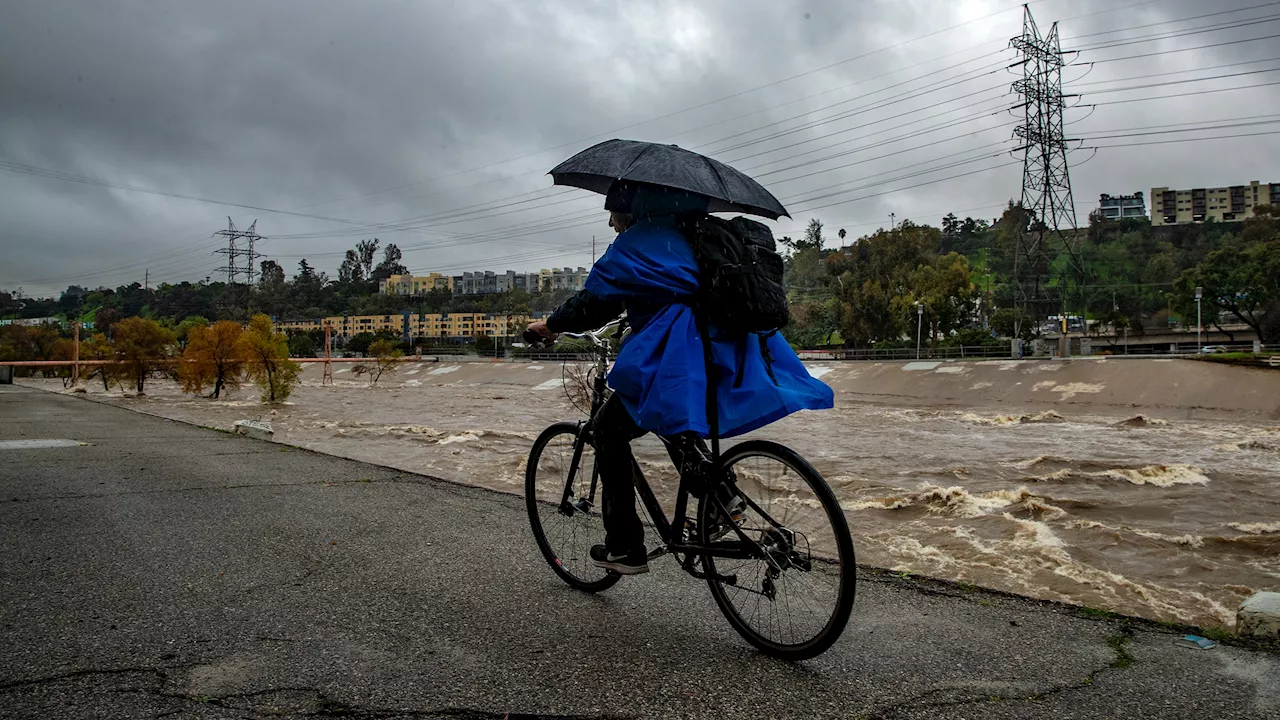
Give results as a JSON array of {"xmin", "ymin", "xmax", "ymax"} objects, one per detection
[
  {"xmin": 811, "ymin": 358, "xmax": 1280, "ymax": 420},
  {"xmin": 307, "ymin": 358, "xmax": 1280, "ymax": 421}
]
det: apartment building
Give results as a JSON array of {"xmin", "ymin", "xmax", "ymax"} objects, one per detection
[
  {"xmin": 1097, "ymin": 192, "xmax": 1146, "ymax": 220},
  {"xmin": 275, "ymin": 312, "xmax": 530, "ymax": 343},
  {"xmin": 379, "ymin": 272, "xmax": 453, "ymax": 296},
  {"xmin": 381, "ymin": 270, "xmax": 546, "ymax": 296},
  {"xmin": 451, "ymin": 270, "xmax": 542, "ymax": 295},
  {"xmin": 538, "ymin": 267, "xmax": 589, "ymax": 292},
  {"xmin": 1150, "ymin": 181, "xmax": 1280, "ymax": 226}
]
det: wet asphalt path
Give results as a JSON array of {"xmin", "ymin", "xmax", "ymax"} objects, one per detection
[{"xmin": 1, "ymin": 385, "xmax": 1277, "ymax": 719}]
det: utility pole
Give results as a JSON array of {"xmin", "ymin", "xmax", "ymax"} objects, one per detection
[
  {"xmin": 322, "ymin": 323, "xmax": 334, "ymax": 386},
  {"xmin": 982, "ymin": 253, "xmax": 992, "ymax": 330},
  {"xmin": 916, "ymin": 302, "xmax": 924, "ymax": 360},
  {"xmin": 1010, "ymin": 5, "xmax": 1083, "ymax": 339},
  {"xmin": 592, "ymin": 235, "xmax": 597, "ymax": 264},
  {"xmin": 144, "ymin": 269, "xmax": 149, "ymax": 292},
  {"xmin": 889, "ymin": 213, "xmax": 896, "ymax": 230},
  {"xmin": 214, "ymin": 217, "xmax": 265, "ymax": 318},
  {"xmin": 72, "ymin": 321, "xmax": 80, "ymax": 386},
  {"xmin": 1195, "ymin": 286, "xmax": 1203, "ymax": 352}
]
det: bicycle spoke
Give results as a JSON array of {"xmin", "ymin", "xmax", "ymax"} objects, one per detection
[
  {"xmin": 700, "ymin": 444, "xmax": 854, "ymax": 656},
  {"xmin": 528, "ymin": 428, "xmax": 612, "ymax": 589}
]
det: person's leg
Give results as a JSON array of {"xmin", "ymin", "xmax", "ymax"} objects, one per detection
[{"xmin": 590, "ymin": 395, "xmax": 649, "ymax": 573}]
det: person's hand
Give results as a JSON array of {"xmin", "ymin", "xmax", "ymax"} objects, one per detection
[{"xmin": 525, "ymin": 320, "xmax": 557, "ymax": 343}]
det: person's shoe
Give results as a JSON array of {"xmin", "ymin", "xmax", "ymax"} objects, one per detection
[
  {"xmin": 589, "ymin": 544, "xmax": 649, "ymax": 575},
  {"xmin": 706, "ymin": 495, "xmax": 748, "ymax": 541}
]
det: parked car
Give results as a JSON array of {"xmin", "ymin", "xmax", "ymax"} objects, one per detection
[{"xmin": 1199, "ymin": 345, "xmax": 1228, "ymax": 354}]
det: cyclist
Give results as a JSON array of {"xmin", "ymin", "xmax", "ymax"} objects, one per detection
[{"xmin": 525, "ymin": 181, "xmax": 833, "ymax": 575}]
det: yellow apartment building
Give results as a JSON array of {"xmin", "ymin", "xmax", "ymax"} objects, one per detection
[
  {"xmin": 1151, "ymin": 181, "xmax": 1280, "ymax": 226},
  {"xmin": 379, "ymin": 273, "xmax": 454, "ymax": 296},
  {"xmin": 275, "ymin": 312, "xmax": 529, "ymax": 342}
]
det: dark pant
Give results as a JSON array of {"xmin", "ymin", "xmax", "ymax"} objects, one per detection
[
  {"xmin": 593, "ymin": 395, "xmax": 721, "ymax": 553},
  {"xmin": 592, "ymin": 394, "xmax": 651, "ymax": 553}
]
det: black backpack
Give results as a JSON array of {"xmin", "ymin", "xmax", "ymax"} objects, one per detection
[{"xmin": 677, "ymin": 214, "xmax": 790, "ymax": 337}]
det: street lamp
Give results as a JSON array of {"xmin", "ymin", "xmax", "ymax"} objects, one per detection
[
  {"xmin": 1195, "ymin": 286, "xmax": 1203, "ymax": 352},
  {"xmin": 915, "ymin": 301, "xmax": 924, "ymax": 360}
]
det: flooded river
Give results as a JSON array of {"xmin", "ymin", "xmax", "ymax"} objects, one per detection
[{"xmin": 21, "ymin": 360, "xmax": 1280, "ymax": 629}]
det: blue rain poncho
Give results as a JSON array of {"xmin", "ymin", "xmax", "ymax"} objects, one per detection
[{"xmin": 585, "ymin": 205, "xmax": 834, "ymax": 438}]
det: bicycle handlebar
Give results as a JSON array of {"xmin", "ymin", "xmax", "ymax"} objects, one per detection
[{"xmin": 523, "ymin": 317, "xmax": 624, "ymax": 351}]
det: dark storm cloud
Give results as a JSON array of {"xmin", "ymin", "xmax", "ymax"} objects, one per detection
[{"xmin": 3, "ymin": 0, "xmax": 1279, "ymax": 296}]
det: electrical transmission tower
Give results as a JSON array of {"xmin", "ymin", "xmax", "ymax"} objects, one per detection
[
  {"xmin": 213, "ymin": 217, "xmax": 265, "ymax": 316},
  {"xmin": 1009, "ymin": 4, "xmax": 1084, "ymax": 335}
]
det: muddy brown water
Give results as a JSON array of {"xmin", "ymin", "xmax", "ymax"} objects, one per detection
[{"xmin": 21, "ymin": 359, "xmax": 1279, "ymax": 629}]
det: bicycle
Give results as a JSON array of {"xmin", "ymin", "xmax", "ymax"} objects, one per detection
[{"xmin": 524, "ymin": 319, "xmax": 856, "ymax": 660}]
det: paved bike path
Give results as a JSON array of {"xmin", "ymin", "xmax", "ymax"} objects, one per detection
[{"xmin": 1, "ymin": 385, "xmax": 1276, "ymax": 719}]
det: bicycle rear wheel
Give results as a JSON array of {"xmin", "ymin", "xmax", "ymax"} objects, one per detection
[
  {"xmin": 699, "ymin": 440, "xmax": 856, "ymax": 660},
  {"xmin": 525, "ymin": 422, "xmax": 619, "ymax": 592}
]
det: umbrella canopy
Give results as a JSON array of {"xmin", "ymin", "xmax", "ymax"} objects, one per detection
[{"xmin": 548, "ymin": 139, "xmax": 789, "ymax": 220}]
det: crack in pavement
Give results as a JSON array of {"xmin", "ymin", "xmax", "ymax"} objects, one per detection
[
  {"xmin": 859, "ymin": 628, "xmax": 1137, "ymax": 719},
  {"xmin": 0, "ymin": 663, "xmax": 201, "ymax": 693},
  {"xmin": 5, "ymin": 478, "xmax": 385, "ymax": 503},
  {"xmin": 2, "ymin": 666, "xmax": 629, "ymax": 719}
]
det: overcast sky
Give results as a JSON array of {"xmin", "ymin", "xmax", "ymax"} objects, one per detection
[{"xmin": 3, "ymin": 0, "xmax": 1279, "ymax": 297}]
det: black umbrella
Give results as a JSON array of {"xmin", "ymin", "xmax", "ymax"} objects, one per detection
[{"xmin": 548, "ymin": 139, "xmax": 789, "ymax": 220}]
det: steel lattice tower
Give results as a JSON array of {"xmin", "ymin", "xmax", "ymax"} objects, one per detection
[
  {"xmin": 1010, "ymin": 5, "xmax": 1083, "ymax": 333},
  {"xmin": 214, "ymin": 217, "xmax": 265, "ymax": 316}
]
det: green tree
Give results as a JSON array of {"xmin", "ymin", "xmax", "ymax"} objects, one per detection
[
  {"xmin": 827, "ymin": 222, "xmax": 937, "ymax": 347},
  {"xmin": 372, "ymin": 243, "xmax": 409, "ymax": 282},
  {"xmin": 905, "ymin": 252, "xmax": 978, "ymax": 346},
  {"xmin": 291, "ymin": 260, "xmax": 328, "ymax": 311},
  {"xmin": 111, "ymin": 317, "xmax": 174, "ymax": 394},
  {"xmin": 990, "ymin": 307, "xmax": 1032, "ymax": 341},
  {"xmin": 287, "ymin": 333, "xmax": 316, "ymax": 358},
  {"xmin": 174, "ymin": 316, "xmax": 209, "ymax": 350},
  {"xmin": 347, "ymin": 332, "xmax": 375, "ymax": 355},
  {"xmin": 785, "ymin": 297, "xmax": 841, "ymax": 348},
  {"xmin": 82, "ymin": 332, "xmax": 123, "ymax": 391},
  {"xmin": 356, "ymin": 338, "xmax": 403, "ymax": 384},
  {"xmin": 255, "ymin": 260, "xmax": 289, "ymax": 317},
  {"xmin": 241, "ymin": 315, "xmax": 301, "ymax": 402},
  {"xmin": 356, "ymin": 239, "xmax": 380, "ymax": 279},
  {"xmin": 338, "ymin": 249, "xmax": 364, "ymax": 284},
  {"xmin": 1175, "ymin": 239, "xmax": 1280, "ymax": 342}
]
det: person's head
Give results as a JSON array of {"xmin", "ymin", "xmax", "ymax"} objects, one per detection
[
  {"xmin": 604, "ymin": 181, "xmax": 638, "ymax": 233},
  {"xmin": 602, "ymin": 180, "xmax": 710, "ymax": 232},
  {"xmin": 608, "ymin": 211, "xmax": 632, "ymax": 234}
]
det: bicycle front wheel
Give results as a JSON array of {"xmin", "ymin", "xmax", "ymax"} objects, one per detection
[
  {"xmin": 699, "ymin": 440, "xmax": 856, "ymax": 660},
  {"xmin": 525, "ymin": 422, "xmax": 619, "ymax": 592}
]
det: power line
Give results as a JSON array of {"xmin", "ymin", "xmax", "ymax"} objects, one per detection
[
  {"xmin": 1067, "ymin": 56, "xmax": 1280, "ymax": 86},
  {"xmin": 706, "ymin": 64, "xmax": 1014, "ymax": 159},
  {"xmin": 17, "ymin": 1, "xmax": 1255, "ymax": 290},
  {"xmin": 736, "ymin": 91, "xmax": 1013, "ymax": 172},
  {"xmin": 1090, "ymin": 78, "xmax": 1280, "ymax": 105},
  {"xmin": 790, "ymin": 161, "xmax": 1021, "ymax": 214},
  {"xmin": 1087, "ymin": 31, "xmax": 1280, "ymax": 63},
  {"xmin": 1074, "ymin": 111, "xmax": 1280, "ymax": 134},
  {"xmin": 1064, "ymin": 1, "xmax": 1280, "ymax": 41},
  {"xmin": 692, "ymin": 52, "xmax": 1013, "ymax": 156},
  {"xmin": 272, "ymin": 0, "xmax": 1047, "ymax": 213},
  {"xmin": 1079, "ymin": 118, "xmax": 1280, "ymax": 139},
  {"xmin": 778, "ymin": 143, "xmax": 1014, "ymax": 205},
  {"xmin": 1076, "ymin": 66, "xmax": 1280, "ymax": 95},
  {"xmin": 1085, "ymin": 128, "xmax": 1280, "ymax": 148},
  {"xmin": 1056, "ymin": 0, "xmax": 1167, "ymax": 24},
  {"xmin": 749, "ymin": 105, "xmax": 1015, "ymax": 180},
  {"xmin": 1071, "ymin": 12, "xmax": 1280, "ymax": 52}
]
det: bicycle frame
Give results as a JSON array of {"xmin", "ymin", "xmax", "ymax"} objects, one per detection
[{"xmin": 551, "ymin": 322, "xmax": 774, "ymax": 579}]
